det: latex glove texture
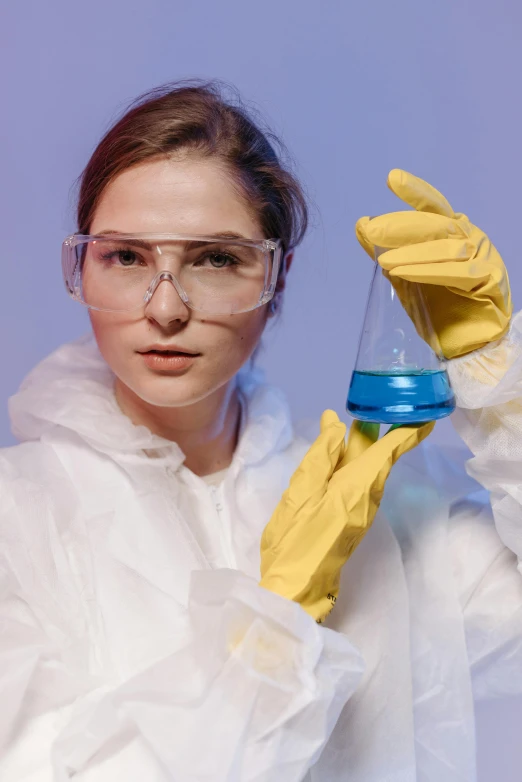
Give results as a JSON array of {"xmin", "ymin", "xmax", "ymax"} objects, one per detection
[
  {"xmin": 259, "ymin": 411, "xmax": 434, "ymax": 623},
  {"xmin": 356, "ymin": 169, "xmax": 512, "ymax": 359}
]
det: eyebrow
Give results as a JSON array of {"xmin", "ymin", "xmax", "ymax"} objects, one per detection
[{"xmin": 93, "ymin": 230, "xmax": 255, "ymax": 249}]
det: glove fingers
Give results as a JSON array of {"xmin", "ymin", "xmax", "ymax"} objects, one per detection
[
  {"xmin": 387, "ymin": 169, "xmax": 455, "ymax": 218},
  {"xmin": 378, "ymin": 238, "xmax": 475, "ymax": 270},
  {"xmin": 362, "ymin": 211, "xmax": 466, "ymax": 250},
  {"xmin": 389, "ymin": 259, "xmax": 492, "ymax": 292},
  {"xmin": 286, "ymin": 411, "xmax": 347, "ymax": 506},
  {"xmin": 331, "ymin": 421, "xmax": 434, "ymax": 498},
  {"xmin": 363, "ymin": 421, "xmax": 436, "ymax": 478},
  {"xmin": 337, "ymin": 420, "xmax": 380, "ymax": 470}
]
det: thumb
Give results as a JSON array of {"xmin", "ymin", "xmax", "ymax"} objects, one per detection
[
  {"xmin": 355, "ymin": 216, "xmax": 376, "ymax": 258},
  {"xmin": 337, "ymin": 420, "xmax": 380, "ymax": 470},
  {"xmin": 286, "ymin": 410, "xmax": 347, "ymax": 505},
  {"xmin": 320, "ymin": 409, "xmax": 342, "ymax": 431}
]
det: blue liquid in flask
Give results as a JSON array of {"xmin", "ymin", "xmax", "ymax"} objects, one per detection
[{"xmin": 346, "ymin": 369, "xmax": 456, "ymax": 424}]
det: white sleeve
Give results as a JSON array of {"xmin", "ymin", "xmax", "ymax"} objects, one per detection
[
  {"xmin": 0, "ymin": 470, "xmax": 364, "ymax": 782},
  {"xmin": 447, "ymin": 309, "xmax": 522, "ymax": 562},
  {"xmin": 446, "ymin": 310, "xmax": 522, "ymax": 699},
  {"xmin": 447, "ymin": 491, "xmax": 522, "ymax": 701}
]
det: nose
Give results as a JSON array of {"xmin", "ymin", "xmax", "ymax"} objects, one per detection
[{"xmin": 144, "ymin": 276, "xmax": 190, "ymax": 327}]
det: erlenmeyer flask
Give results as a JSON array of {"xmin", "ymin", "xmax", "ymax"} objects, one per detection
[{"xmin": 346, "ymin": 247, "xmax": 456, "ymax": 424}]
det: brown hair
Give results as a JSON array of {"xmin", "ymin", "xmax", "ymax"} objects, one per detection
[{"xmin": 76, "ymin": 80, "xmax": 308, "ymax": 260}]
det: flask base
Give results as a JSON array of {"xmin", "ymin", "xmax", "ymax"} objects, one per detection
[{"xmin": 346, "ymin": 369, "xmax": 455, "ymax": 424}]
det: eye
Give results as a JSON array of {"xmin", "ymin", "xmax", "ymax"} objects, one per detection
[
  {"xmin": 203, "ymin": 252, "xmax": 239, "ymax": 269},
  {"xmin": 100, "ymin": 248, "xmax": 141, "ymax": 266},
  {"xmin": 115, "ymin": 249, "xmax": 139, "ymax": 266}
]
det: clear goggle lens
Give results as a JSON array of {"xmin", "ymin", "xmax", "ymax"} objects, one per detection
[{"xmin": 62, "ymin": 235, "xmax": 281, "ymax": 315}]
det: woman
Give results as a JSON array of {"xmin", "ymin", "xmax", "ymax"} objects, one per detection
[{"xmin": 1, "ymin": 82, "xmax": 521, "ymax": 782}]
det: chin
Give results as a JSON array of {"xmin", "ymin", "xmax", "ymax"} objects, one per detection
[
  {"xmin": 125, "ymin": 375, "xmax": 204, "ymax": 408},
  {"xmin": 120, "ymin": 366, "xmax": 236, "ymax": 409}
]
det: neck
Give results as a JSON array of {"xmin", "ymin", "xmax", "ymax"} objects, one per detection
[{"xmin": 115, "ymin": 377, "xmax": 242, "ymax": 477}]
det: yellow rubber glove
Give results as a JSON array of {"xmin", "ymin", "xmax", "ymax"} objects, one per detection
[
  {"xmin": 259, "ymin": 411, "xmax": 434, "ymax": 623},
  {"xmin": 356, "ymin": 169, "xmax": 512, "ymax": 359}
]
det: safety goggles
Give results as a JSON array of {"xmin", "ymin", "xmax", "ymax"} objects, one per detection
[{"xmin": 62, "ymin": 233, "xmax": 283, "ymax": 315}]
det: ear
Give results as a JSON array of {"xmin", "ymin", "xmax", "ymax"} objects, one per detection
[{"xmin": 275, "ymin": 250, "xmax": 294, "ymax": 296}]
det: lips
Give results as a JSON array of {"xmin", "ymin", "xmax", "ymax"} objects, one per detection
[
  {"xmin": 146, "ymin": 350, "xmax": 194, "ymax": 356},
  {"xmin": 139, "ymin": 346, "xmax": 201, "ymax": 356},
  {"xmin": 139, "ymin": 349, "xmax": 200, "ymax": 372}
]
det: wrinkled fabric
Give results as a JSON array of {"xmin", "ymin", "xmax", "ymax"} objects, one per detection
[
  {"xmin": 448, "ymin": 311, "xmax": 522, "ymax": 564},
  {"xmin": 1, "ymin": 323, "xmax": 522, "ymax": 781}
]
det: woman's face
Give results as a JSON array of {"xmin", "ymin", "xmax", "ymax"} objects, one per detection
[{"xmin": 88, "ymin": 156, "xmax": 272, "ymax": 409}]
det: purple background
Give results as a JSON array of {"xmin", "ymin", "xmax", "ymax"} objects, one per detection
[{"xmin": 1, "ymin": 1, "xmax": 521, "ymax": 777}]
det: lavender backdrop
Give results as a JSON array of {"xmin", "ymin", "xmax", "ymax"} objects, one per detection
[{"xmin": 1, "ymin": 1, "xmax": 521, "ymax": 777}]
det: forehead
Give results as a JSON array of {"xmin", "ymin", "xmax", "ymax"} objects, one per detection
[{"xmin": 89, "ymin": 156, "xmax": 262, "ymax": 237}]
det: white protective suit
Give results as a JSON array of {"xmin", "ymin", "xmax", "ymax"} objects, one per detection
[{"xmin": 1, "ymin": 312, "xmax": 522, "ymax": 782}]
